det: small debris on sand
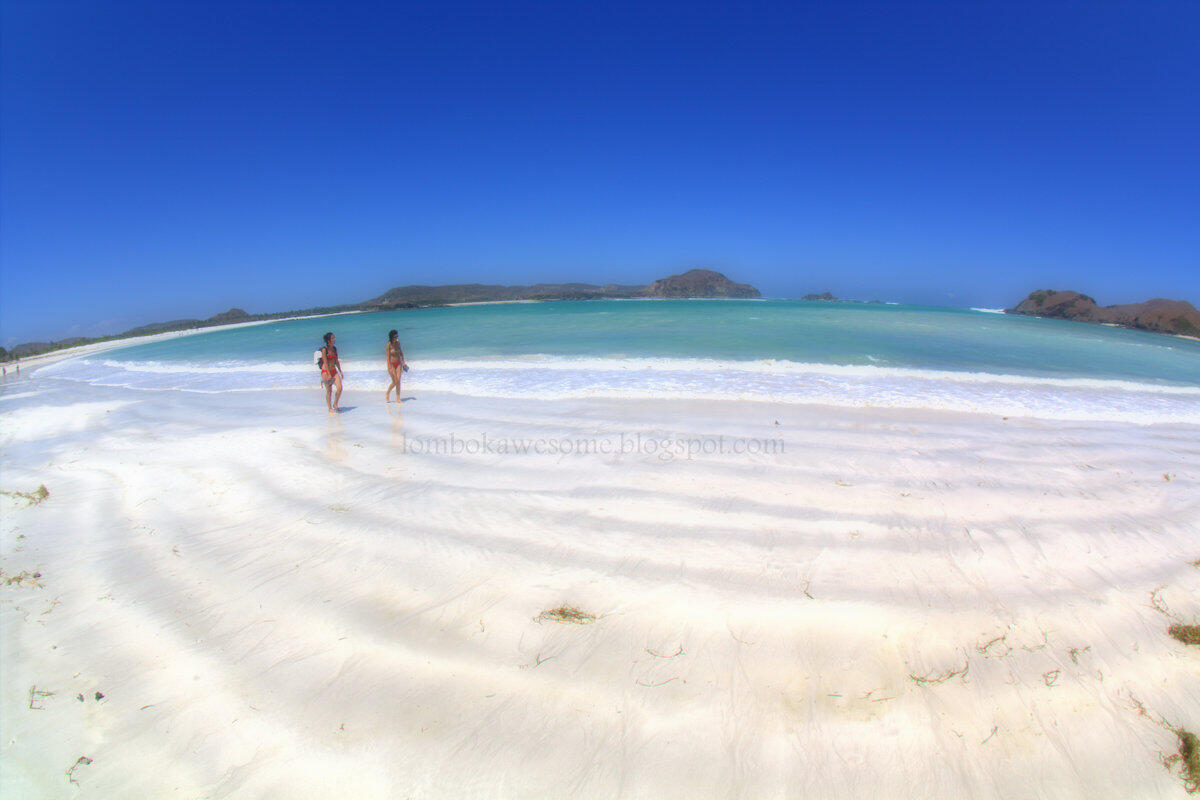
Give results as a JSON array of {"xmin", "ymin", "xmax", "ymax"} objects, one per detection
[
  {"xmin": 976, "ymin": 634, "xmax": 1009, "ymax": 657},
  {"xmin": 66, "ymin": 756, "xmax": 92, "ymax": 785},
  {"xmin": 28, "ymin": 685, "xmax": 54, "ymax": 710},
  {"xmin": 910, "ymin": 659, "xmax": 969, "ymax": 685},
  {"xmin": 645, "ymin": 645, "xmax": 684, "ymax": 659},
  {"xmin": 2, "ymin": 570, "xmax": 43, "ymax": 588}
]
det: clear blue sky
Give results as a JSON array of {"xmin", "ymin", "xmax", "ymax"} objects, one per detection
[{"xmin": 2, "ymin": 1, "xmax": 1198, "ymax": 344}]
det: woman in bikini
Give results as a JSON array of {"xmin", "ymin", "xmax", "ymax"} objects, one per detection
[
  {"xmin": 384, "ymin": 329, "xmax": 407, "ymax": 403},
  {"xmin": 320, "ymin": 331, "xmax": 344, "ymax": 413}
]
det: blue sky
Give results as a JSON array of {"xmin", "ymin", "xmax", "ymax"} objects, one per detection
[{"xmin": 2, "ymin": 1, "xmax": 1198, "ymax": 344}]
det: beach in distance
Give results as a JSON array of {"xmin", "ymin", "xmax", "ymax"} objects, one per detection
[{"xmin": 2, "ymin": 299, "xmax": 1200, "ymax": 798}]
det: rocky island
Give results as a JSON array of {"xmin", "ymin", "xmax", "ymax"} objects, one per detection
[
  {"xmin": 5, "ymin": 269, "xmax": 759, "ymax": 359},
  {"xmin": 643, "ymin": 269, "xmax": 760, "ymax": 299},
  {"xmin": 1008, "ymin": 290, "xmax": 1200, "ymax": 338}
]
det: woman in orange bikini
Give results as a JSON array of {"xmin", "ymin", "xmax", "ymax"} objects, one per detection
[
  {"xmin": 320, "ymin": 331, "xmax": 344, "ymax": 413},
  {"xmin": 384, "ymin": 329, "xmax": 407, "ymax": 403}
]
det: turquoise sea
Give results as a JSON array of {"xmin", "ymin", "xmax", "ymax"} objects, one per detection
[{"xmin": 39, "ymin": 300, "xmax": 1200, "ymax": 423}]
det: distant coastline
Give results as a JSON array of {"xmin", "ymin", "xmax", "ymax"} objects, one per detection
[
  {"xmin": 10, "ymin": 279, "xmax": 1199, "ymax": 366},
  {"xmin": 2, "ymin": 269, "xmax": 758, "ymax": 362}
]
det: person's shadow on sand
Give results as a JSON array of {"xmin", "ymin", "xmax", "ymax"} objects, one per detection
[
  {"xmin": 333, "ymin": 406, "xmax": 358, "ymax": 414},
  {"xmin": 400, "ymin": 397, "xmax": 416, "ymax": 402}
]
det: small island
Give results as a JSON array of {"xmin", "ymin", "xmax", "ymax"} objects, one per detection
[{"xmin": 1008, "ymin": 289, "xmax": 1200, "ymax": 338}]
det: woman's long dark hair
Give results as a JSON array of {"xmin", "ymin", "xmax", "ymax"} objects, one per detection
[
  {"xmin": 388, "ymin": 329, "xmax": 398, "ymax": 343},
  {"xmin": 323, "ymin": 331, "xmax": 334, "ymax": 345}
]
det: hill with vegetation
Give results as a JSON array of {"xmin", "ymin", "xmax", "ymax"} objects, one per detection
[{"xmin": 1008, "ymin": 290, "xmax": 1200, "ymax": 338}]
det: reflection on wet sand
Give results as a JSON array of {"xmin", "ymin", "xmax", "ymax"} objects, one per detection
[{"xmin": 324, "ymin": 413, "xmax": 346, "ymax": 460}]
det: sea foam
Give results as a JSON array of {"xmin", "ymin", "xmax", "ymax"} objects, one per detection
[{"xmin": 37, "ymin": 355, "xmax": 1200, "ymax": 425}]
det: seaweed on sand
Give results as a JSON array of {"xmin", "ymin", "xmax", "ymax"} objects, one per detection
[
  {"xmin": 1182, "ymin": 731, "xmax": 1200, "ymax": 793},
  {"xmin": 1169, "ymin": 625, "xmax": 1200, "ymax": 647},
  {"xmin": 1130, "ymin": 694, "xmax": 1200, "ymax": 793},
  {"xmin": 536, "ymin": 605, "xmax": 596, "ymax": 624},
  {"xmin": 1168, "ymin": 729, "xmax": 1200, "ymax": 794},
  {"xmin": 1, "ymin": 485, "xmax": 49, "ymax": 505},
  {"xmin": 1151, "ymin": 585, "xmax": 1200, "ymax": 646}
]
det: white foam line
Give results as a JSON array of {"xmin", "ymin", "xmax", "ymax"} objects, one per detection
[{"xmin": 70, "ymin": 355, "xmax": 1200, "ymax": 394}]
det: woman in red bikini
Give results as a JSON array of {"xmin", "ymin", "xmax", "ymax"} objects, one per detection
[
  {"xmin": 384, "ymin": 329, "xmax": 407, "ymax": 403},
  {"xmin": 320, "ymin": 331, "xmax": 344, "ymax": 413}
]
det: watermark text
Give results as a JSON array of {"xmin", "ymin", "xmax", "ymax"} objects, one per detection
[{"xmin": 396, "ymin": 432, "xmax": 784, "ymax": 461}]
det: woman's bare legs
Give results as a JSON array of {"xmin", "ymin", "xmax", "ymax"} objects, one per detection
[
  {"xmin": 385, "ymin": 366, "xmax": 399, "ymax": 402},
  {"xmin": 332, "ymin": 373, "xmax": 343, "ymax": 411}
]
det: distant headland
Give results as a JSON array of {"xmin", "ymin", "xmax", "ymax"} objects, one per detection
[
  {"xmin": 1007, "ymin": 290, "xmax": 1200, "ymax": 338},
  {"xmin": 2, "ymin": 269, "xmax": 760, "ymax": 360}
]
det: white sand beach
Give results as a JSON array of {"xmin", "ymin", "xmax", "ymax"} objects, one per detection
[{"xmin": 2, "ymin": 371, "xmax": 1198, "ymax": 798}]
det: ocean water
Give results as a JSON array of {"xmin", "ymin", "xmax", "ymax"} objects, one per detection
[{"xmin": 37, "ymin": 300, "xmax": 1200, "ymax": 423}]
